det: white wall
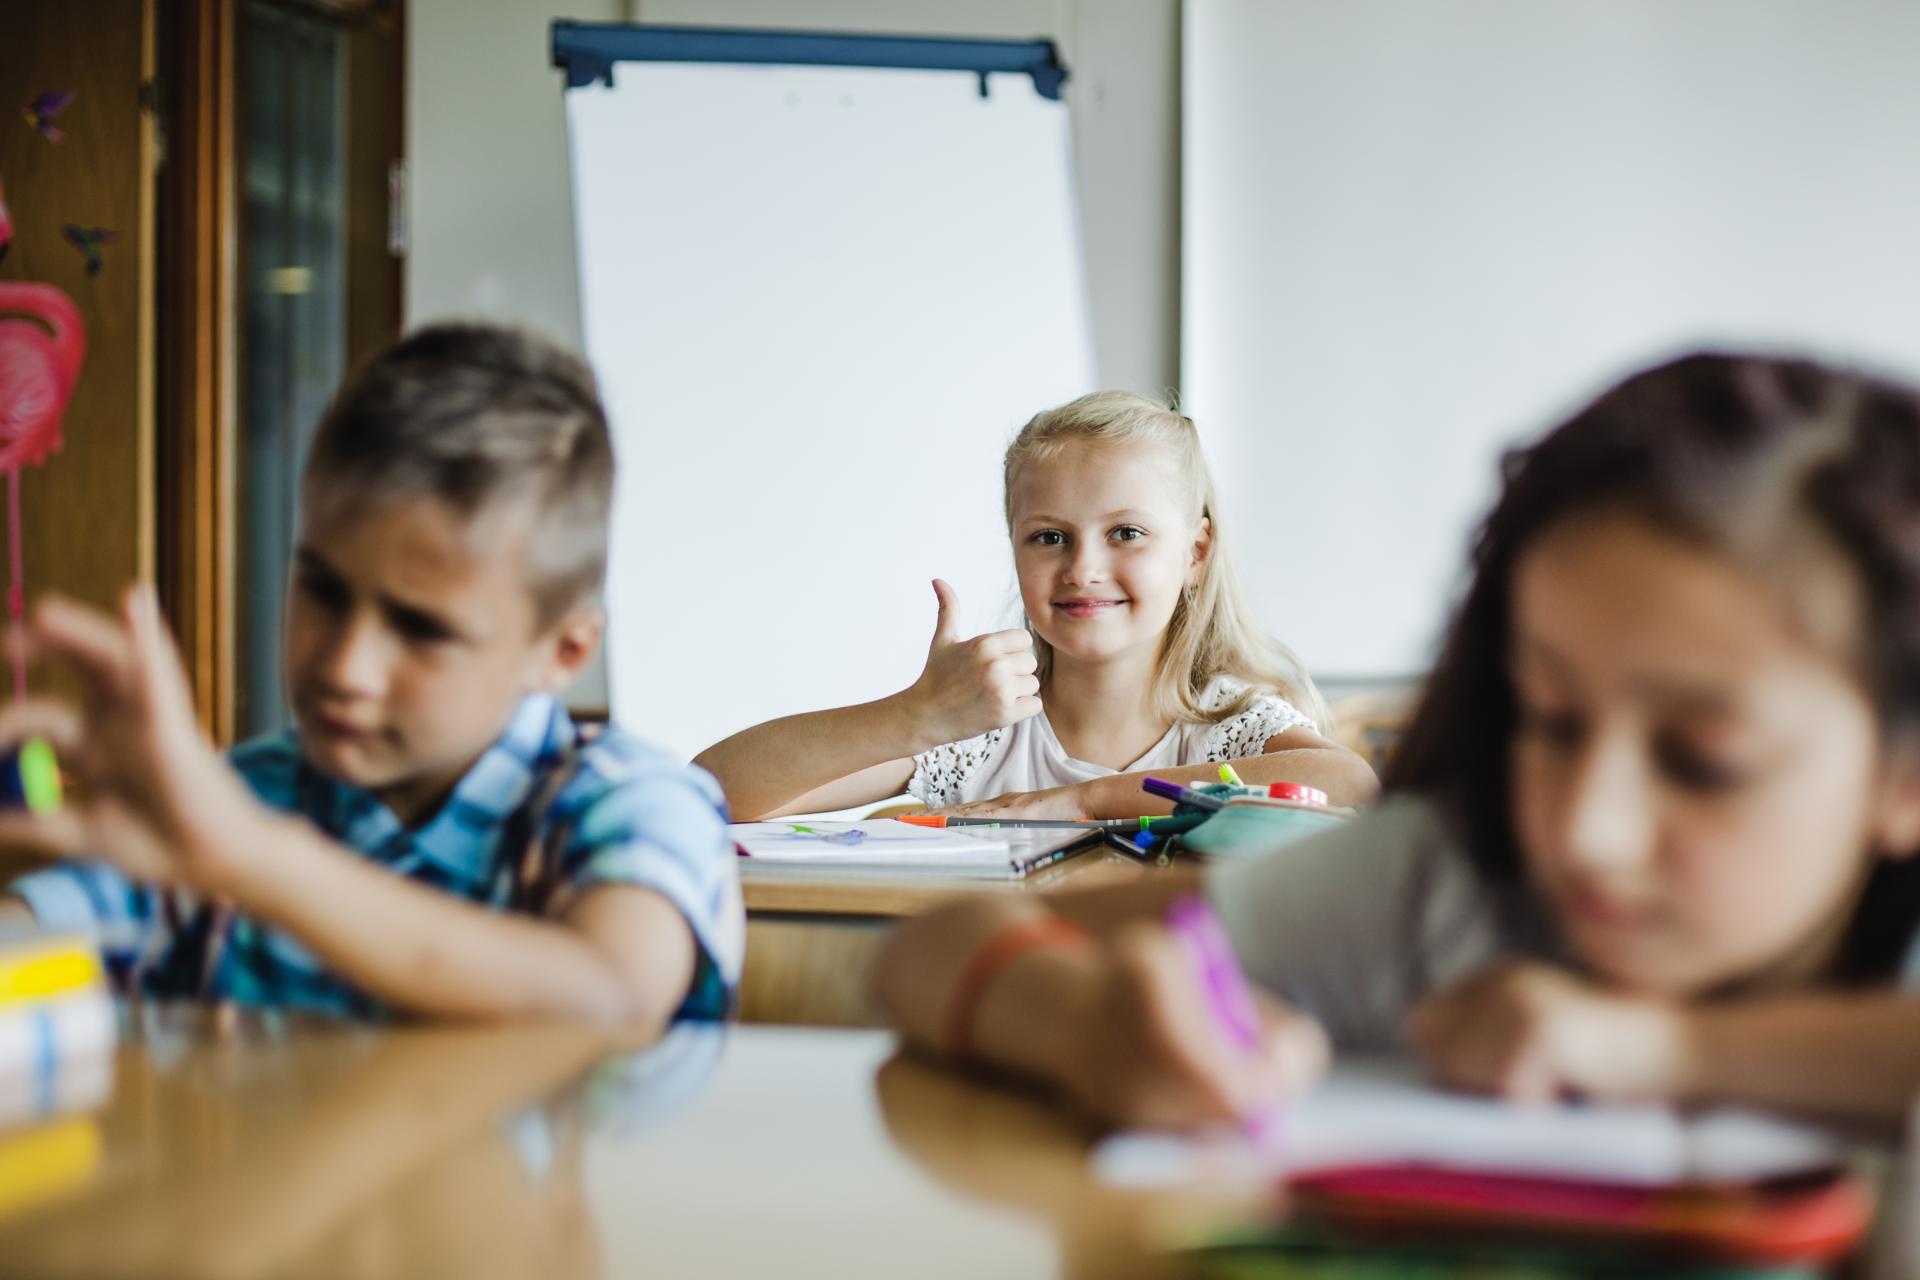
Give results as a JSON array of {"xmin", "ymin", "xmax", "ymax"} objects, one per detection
[
  {"xmin": 407, "ymin": 0, "xmax": 619, "ymax": 353},
  {"xmin": 1185, "ymin": 0, "xmax": 1920, "ymax": 679},
  {"xmin": 407, "ymin": 0, "xmax": 1181, "ymax": 713}
]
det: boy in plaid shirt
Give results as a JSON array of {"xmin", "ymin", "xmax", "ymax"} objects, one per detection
[{"xmin": 1, "ymin": 324, "xmax": 741, "ymax": 1024}]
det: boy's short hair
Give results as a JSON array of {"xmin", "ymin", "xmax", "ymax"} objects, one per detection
[{"xmin": 303, "ymin": 323, "xmax": 613, "ymax": 626}]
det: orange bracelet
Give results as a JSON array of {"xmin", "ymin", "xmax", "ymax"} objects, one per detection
[{"xmin": 944, "ymin": 914, "xmax": 1093, "ymax": 1059}]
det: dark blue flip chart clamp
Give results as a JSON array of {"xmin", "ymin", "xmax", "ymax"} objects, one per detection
[{"xmin": 552, "ymin": 21, "xmax": 1069, "ymax": 101}]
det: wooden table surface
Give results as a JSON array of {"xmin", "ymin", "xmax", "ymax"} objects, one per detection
[
  {"xmin": 0, "ymin": 1007, "xmax": 1909, "ymax": 1279},
  {"xmin": 0, "ymin": 1007, "xmax": 1260, "ymax": 1280},
  {"xmin": 741, "ymin": 846, "xmax": 1160, "ymax": 917},
  {"xmin": 740, "ymin": 848, "xmax": 1169, "ymax": 1028}
]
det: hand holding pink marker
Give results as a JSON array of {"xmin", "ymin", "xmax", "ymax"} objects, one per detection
[{"xmin": 1165, "ymin": 893, "xmax": 1285, "ymax": 1145}]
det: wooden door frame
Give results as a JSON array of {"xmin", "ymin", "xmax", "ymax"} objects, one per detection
[
  {"xmin": 159, "ymin": 0, "xmax": 407, "ymax": 745},
  {"xmin": 158, "ymin": 0, "xmax": 240, "ymax": 745}
]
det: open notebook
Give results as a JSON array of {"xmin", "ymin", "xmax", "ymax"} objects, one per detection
[
  {"xmin": 731, "ymin": 820, "xmax": 1100, "ymax": 880},
  {"xmin": 1095, "ymin": 1059, "xmax": 1850, "ymax": 1189}
]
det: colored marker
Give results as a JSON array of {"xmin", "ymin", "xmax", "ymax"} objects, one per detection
[
  {"xmin": 899, "ymin": 815, "xmax": 1080, "ymax": 829},
  {"xmin": 1103, "ymin": 826, "xmax": 1170, "ymax": 864},
  {"xmin": 1141, "ymin": 777, "xmax": 1225, "ymax": 812},
  {"xmin": 0, "ymin": 738, "xmax": 61, "ymax": 813},
  {"xmin": 1218, "ymin": 764, "xmax": 1244, "ymax": 786},
  {"xmin": 1136, "ymin": 812, "xmax": 1206, "ymax": 838},
  {"xmin": 899, "ymin": 814, "xmax": 1176, "ymax": 832},
  {"xmin": 1266, "ymin": 781, "xmax": 1329, "ymax": 807},
  {"xmin": 1166, "ymin": 893, "xmax": 1280, "ymax": 1142}
]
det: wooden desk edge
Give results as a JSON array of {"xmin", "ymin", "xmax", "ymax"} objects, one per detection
[{"xmin": 743, "ymin": 850, "xmax": 1160, "ymax": 918}]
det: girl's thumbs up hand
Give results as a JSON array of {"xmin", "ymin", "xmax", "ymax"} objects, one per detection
[{"xmin": 904, "ymin": 579, "xmax": 1042, "ymax": 748}]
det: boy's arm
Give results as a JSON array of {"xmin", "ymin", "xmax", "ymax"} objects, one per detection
[
  {"xmin": 223, "ymin": 805, "xmax": 699, "ymax": 1027},
  {"xmin": 1, "ymin": 764, "xmax": 717, "ymax": 1026},
  {"xmin": 0, "ymin": 588, "xmax": 734, "ymax": 1026}
]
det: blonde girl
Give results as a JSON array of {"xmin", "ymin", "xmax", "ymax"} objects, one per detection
[{"xmin": 697, "ymin": 392, "xmax": 1376, "ymax": 821}]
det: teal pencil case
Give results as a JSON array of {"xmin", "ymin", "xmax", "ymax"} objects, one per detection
[{"xmin": 1179, "ymin": 799, "xmax": 1348, "ymax": 860}]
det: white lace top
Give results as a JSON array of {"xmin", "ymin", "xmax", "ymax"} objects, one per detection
[{"xmin": 908, "ymin": 676, "xmax": 1316, "ymax": 809}]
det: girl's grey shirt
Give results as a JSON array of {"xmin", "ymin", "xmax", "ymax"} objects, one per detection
[
  {"xmin": 1206, "ymin": 795, "xmax": 1920, "ymax": 1050},
  {"xmin": 1205, "ymin": 797, "xmax": 1565, "ymax": 1051}
]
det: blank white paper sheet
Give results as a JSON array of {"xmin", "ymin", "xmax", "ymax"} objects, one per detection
[{"xmin": 565, "ymin": 59, "xmax": 1094, "ymax": 759}]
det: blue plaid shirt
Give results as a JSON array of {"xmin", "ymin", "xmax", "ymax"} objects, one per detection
[{"xmin": 9, "ymin": 695, "xmax": 743, "ymax": 1020}]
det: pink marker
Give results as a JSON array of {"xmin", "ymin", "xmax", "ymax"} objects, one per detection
[{"xmin": 1166, "ymin": 893, "xmax": 1282, "ymax": 1144}]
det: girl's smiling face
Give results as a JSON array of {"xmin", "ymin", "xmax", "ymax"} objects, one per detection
[
  {"xmin": 1008, "ymin": 440, "xmax": 1209, "ymax": 670},
  {"xmin": 1508, "ymin": 509, "xmax": 1920, "ymax": 996}
]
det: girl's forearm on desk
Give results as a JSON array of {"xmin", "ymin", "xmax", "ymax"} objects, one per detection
[
  {"xmin": 1075, "ymin": 746, "xmax": 1379, "ymax": 817},
  {"xmin": 1679, "ymin": 992, "xmax": 1920, "ymax": 1125},
  {"xmin": 872, "ymin": 894, "xmax": 1103, "ymax": 1084},
  {"xmin": 872, "ymin": 873, "xmax": 1206, "ymax": 1075},
  {"xmin": 224, "ymin": 809, "xmax": 695, "ymax": 1027},
  {"xmin": 692, "ymin": 694, "xmax": 931, "ymax": 820},
  {"xmin": 873, "ymin": 882, "xmax": 1325, "ymax": 1128}
]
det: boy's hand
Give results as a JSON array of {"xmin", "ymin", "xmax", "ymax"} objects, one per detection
[
  {"xmin": 0, "ymin": 586, "xmax": 269, "ymax": 893},
  {"xmin": 934, "ymin": 784, "xmax": 1088, "ymax": 822},
  {"xmin": 1408, "ymin": 961, "xmax": 1692, "ymax": 1104},
  {"xmin": 1067, "ymin": 922, "xmax": 1328, "ymax": 1129},
  {"xmin": 902, "ymin": 579, "xmax": 1041, "ymax": 747}
]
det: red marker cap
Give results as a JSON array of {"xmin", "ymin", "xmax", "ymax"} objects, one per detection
[{"xmin": 1267, "ymin": 782, "xmax": 1328, "ymax": 807}]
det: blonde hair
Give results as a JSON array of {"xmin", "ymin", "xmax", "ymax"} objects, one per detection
[{"xmin": 1003, "ymin": 390, "xmax": 1331, "ymax": 731}]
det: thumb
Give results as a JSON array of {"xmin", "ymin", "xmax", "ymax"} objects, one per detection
[{"xmin": 929, "ymin": 578, "xmax": 962, "ymax": 648}]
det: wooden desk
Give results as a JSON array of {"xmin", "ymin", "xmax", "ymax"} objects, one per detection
[
  {"xmin": 0, "ymin": 1008, "xmax": 1254, "ymax": 1279},
  {"xmin": 741, "ymin": 849, "xmax": 1167, "ymax": 1028},
  {"xmin": 0, "ymin": 1010, "xmax": 1905, "ymax": 1278}
]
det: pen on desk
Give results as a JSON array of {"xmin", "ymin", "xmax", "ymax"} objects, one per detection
[
  {"xmin": 1138, "ymin": 812, "xmax": 1206, "ymax": 837},
  {"xmin": 1103, "ymin": 827, "xmax": 1170, "ymax": 866},
  {"xmin": 899, "ymin": 815, "xmax": 1175, "ymax": 831}
]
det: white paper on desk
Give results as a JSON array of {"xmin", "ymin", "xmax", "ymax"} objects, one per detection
[
  {"xmin": 731, "ymin": 820, "xmax": 1098, "ymax": 880},
  {"xmin": 732, "ymin": 820, "xmax": 1010, "ymax": 863},
  {"xmin": 1095, "ymin": 1059, "xmax": 1848, "ymax": 1189}
]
